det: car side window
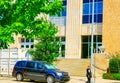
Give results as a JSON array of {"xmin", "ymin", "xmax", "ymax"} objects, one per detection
[
  {"xmin": 16, "ymin": 61, "xmax": 26, "ymax": 67},
  {"xmin": 26, "ymin": 62, "xmax": 35, "ymax": 68},
  {"xmin": 37, "ymin": 63, "xmax": 44, "ymax": 69}
]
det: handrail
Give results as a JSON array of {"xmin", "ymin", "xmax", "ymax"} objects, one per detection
[{"xmin": 93, "ymin": 64, "xmax": 107, "ymax": 71}]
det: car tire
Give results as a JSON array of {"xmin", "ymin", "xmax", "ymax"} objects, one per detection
[
  {"xmin": 46, "ymin": 75, "xmax": 55, "ymax": 83},
  {"xmin": 16, "ymin": 73, "xmax": 23, "ymax": 81}
]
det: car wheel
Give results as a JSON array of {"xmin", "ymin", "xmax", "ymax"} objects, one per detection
[
  {"xmin": 46, "ymin": 76, "xmax": 55, "ymax": 83},
  {"xmin": 16, "ymin": 73, "xmax": 23, "ymax": 81}
]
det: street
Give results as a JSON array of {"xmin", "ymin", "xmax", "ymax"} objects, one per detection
[{"xmin": 0, "ymin": 76, "xmax": 120, "ymax": 83}]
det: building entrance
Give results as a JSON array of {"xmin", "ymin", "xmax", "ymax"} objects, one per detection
[{"xmin": 81, "ymin": 35, "xmax": 102, "ymax": 58}]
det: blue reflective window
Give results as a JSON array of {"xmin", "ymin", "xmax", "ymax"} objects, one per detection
[
  {"xmin": 97, "ymin": 2, "xmax": 103, "ymax": 14},
  {"xmin": 83, "ymin": 4, "xmax": 90, "ymax": 15},
  {"xmin": 61, "ymin": 6, "xmax": 66, "ymax": 16},
  {"xmin": 62, "ymin": 11, "xmax": 66, "ymax": 16},
  {"xmin": 83, "ymin": 2, "xmax": 103, "ymax": 15},
  {"xmin": 82, "ymin": 0, "xmax": 103, "ymax": 24},
  {"xmin": 89, "ymin": 2, "xmax": 103, "ymax": 14},
  {"xmin": 89, "ymin": 3, "xmax": 92, "ymax": 14}
]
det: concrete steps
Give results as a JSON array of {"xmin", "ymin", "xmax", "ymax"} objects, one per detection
[
  {"xmin": 54, "ymin": 55, "xmax": 109, "ymax": 77},
  {"xmin": 54, "ymin": 59, "xmax": 90, "ymax": 76}
]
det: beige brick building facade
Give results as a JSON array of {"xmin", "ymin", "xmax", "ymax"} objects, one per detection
[{"xmin": 103, "ymin": 0, "xmax": 120, "ymax": 54}]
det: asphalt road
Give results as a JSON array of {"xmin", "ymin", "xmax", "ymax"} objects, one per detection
[{"xmin": 0, "ymin": 76, "xmax": 120, "ymax": 83}]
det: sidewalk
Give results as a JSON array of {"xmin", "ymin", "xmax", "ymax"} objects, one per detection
[
  {"xmin": 0, "ymin": 75, "xmax": 120, "ymax": 83},
  {"xmin": 70, "ymin": 76, "xmax": 120, "ymax": 83}
]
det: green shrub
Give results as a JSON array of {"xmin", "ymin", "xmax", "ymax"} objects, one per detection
[
  {"xmin": 109, "ymin": 58, "xmax": 120, "ymax": 73},
  {"xmin": 103, "ymin": 73, "xmax": 110, "ymax": 79},
  {"xmin": 112, "ymin": 73, "xmax": 120, "ymax": 80},
  {"xmin": 103, "ymin": 73, "xmax": 120, "ymax": 80}
]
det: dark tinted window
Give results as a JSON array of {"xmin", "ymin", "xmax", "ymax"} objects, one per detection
[
  {"xmin": 83, "ymin": 0, "xmax": 102, "ymax": 3},
  {"xmin": 26, "ymin": 45, "xmax": 29, "ymax": 48},
  {"xmin": 95, "ymin": 0, "xmax": 103, "ymax": 2},
  {"xmin": 26, "ymin": 39, "xmax": 29, "ymax": 42},
  {"xmin": 26, "ymin": 62, "xmax": 35, "ymax": 68},
  {"xmin": 15, "ymin": 61, "xmax": 26, "ymax": 67},
  {"xmin": 21, "ymin": 45, "xmax": 24, "ymax": 48},
  {"xmin": 62, "ymin": 1, "xmax": 67, "ymax": 6},
  {"xmin": 83, "ymin": 0, "xmax": 91, "ymax": 3},
  {"xmin": 21, "ymin": 38, "xmax": 25, "ymax": 42},
  {"xmin": 83, "ymin": 15, "xmax": 91, "ymax": 23}
]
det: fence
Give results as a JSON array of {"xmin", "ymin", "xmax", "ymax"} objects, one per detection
[{"xmin": 0, "ymin": 48, "xmax": 31, "ymax": 75}]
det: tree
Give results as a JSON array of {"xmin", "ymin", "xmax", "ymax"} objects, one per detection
[
  {"xmin": 28, "ymin": 19, "xmax": 61, "ymax": 63},
  {"xmin": 0, "ymin": 0, "xmax": 63, "ymax": 48}
]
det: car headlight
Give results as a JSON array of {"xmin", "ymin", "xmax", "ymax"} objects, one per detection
[{"xmin": 56, "ymin": 72, "xmax": 62, "ymax": 76}]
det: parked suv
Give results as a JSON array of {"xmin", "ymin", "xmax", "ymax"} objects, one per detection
[{"xmin": 12, "ymin": 60, "xmax": 70, "ymax": 83}]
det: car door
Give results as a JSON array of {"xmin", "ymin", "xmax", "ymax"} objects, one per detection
[
  {"xmin": 32, "ymin": 62, "xmax": 46, "ymax": 81},
  {"xmin": 24, "ymin": 61, "xmax": 36, "ymax": 79}
]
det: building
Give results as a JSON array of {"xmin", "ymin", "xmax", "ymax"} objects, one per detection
[
  {"xmin": 8, "ymin": 0, "xmax": 120, "ymax": 76},
  {"xmin": 10, "ymin": 0, "xmax": 120, "ymax": 59}
]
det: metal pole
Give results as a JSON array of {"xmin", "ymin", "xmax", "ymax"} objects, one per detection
[
  {"xmin": 94, "ymin": 52, "xmax": 96, "ymax": 83},
  {"xmin": 90, "ymin": 0, "xmax": 95, "ymax": 83}
]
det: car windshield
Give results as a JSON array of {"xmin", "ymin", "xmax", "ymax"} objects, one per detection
[{"xmin": 45, "ymin": 64, "xmax": 58, "ymax": 70}]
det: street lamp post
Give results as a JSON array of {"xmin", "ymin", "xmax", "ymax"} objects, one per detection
[
  {"xmin": 93, "ymin": 46, "xmax": 106, "ymax": 83},
  {"xmin": 90, "ymin": 0, "xmax": 95, "ymax": 83}
]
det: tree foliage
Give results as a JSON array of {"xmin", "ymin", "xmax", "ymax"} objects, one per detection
[
  {"xmin": 28, "ymin": 19, "xmax": 61, "ymax": 63},
  {"xmin": 0, "ymin": 0, "xmax": 63, "ymax": 48}
]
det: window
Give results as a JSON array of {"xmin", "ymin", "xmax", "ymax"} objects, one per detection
[
  {"xmin": 21, "ymin": 38, "xmax": 25, "ymax": 42},
  {"xmin": 21, "ymin": 45, "xmax": 24, "ymax": 48},
  {"xmin": 26, "ymin": 45, "xmax": 29, "ymax": 48},
  {"xmin": 49, "ymin": 0, "xmax": 67, "ymax": 26},
  {"xmin": 20, "ymin": 38, "xmax": 34, "ymax": 48},
  {"xmin": 37, "ymin": 63, "xmax": 43, "ymax": 69},
  {"xmin": 61, "ymin": 6, "xmax": 66, "ymax": 16},
  {"xmin": 82, "ymin": 0, "xmax": 103, "ymax": 24},
  {"xmin": 83, "ymin": 0, "xmax": 103, "ymax": 3},
  {"xmin": 31, "ymin": 45, "xmax": 34, "ymax": 48},
  {"xmin": 26, "ymin": 39, "xmax": 29, "ymax": 42},
  {"xmin": 16, "ymin": 61, "xmax": 26, "ymax": 67},
  {"xmin": 56, "ymin": 37, "xmax": 65, "ymax": 57},
  {"xmin": 26, "ymin": 62, "xmax": 35, "ymax": 68},
  {"xmin": 62, "ymin": 0, "xmax": 67, "ymax": 6},
  {"xmin": 81, "ymin": 35, "xmax": 102, "ymax": 58}
]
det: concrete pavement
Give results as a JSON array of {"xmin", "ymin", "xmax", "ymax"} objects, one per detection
[
  {"xmin": 70, "ymin": 76, "xmax": 120, "ymax": 83},
  {"xmin": 0, "ymin": 75, "xmax": 120, "ymax": 83}
]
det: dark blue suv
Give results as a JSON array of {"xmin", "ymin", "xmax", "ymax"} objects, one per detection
[{"xmin": 12, "ymin": 60, "xmax": 70, "ymax": 83}]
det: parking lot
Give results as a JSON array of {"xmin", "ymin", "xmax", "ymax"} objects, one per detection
[{"xmin": 0, "ymin": 76, "xmax": 120, "ymax": 83}]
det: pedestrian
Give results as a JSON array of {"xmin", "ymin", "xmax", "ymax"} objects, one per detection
[{"xmin": 86, "ymin": 65, "xmax": 92, "ymax": 83}]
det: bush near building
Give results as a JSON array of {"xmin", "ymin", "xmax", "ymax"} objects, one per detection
[
  {"xmin": 103, "ymin": 73, "xmax": 120, "ymax": 80},
  {"xmin": 109, "ymin": 58, "xmax": 120, "ymax": 73},
  {"xmin": 103, "ymin": 57, "xmax": 120, "ymax": 80}
]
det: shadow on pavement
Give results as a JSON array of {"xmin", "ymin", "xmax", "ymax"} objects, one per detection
[{"xmin": 12, "ymin": 80, "xmax": 46, "ymax": 83}]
